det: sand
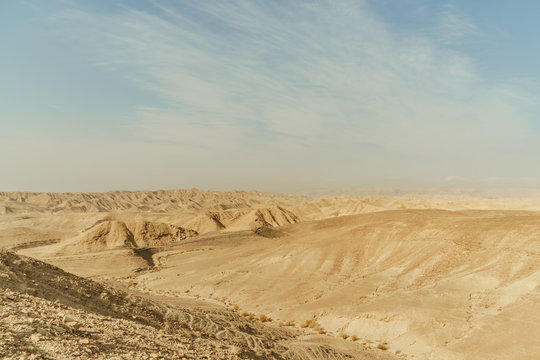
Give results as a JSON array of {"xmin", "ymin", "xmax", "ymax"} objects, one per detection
[{"xmin": 2, "ymin": 189, "xmax": 540, "ymax": 359}]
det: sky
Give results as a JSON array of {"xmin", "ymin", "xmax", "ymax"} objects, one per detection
[{"xmin": 2, "ymin": 0, "xmax": 540, "ymax": 193}]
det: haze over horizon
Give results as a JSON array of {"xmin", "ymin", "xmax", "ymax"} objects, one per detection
[{"xmin": 3, "ymin": 1, "xmax": 540, "ymax": 193}]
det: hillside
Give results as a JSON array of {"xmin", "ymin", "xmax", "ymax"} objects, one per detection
[
  {"xmin": 124, "ymin": 209, "xmax": 540, "ymax": 360},
  {"xmin": 3, "ymin": 189, "xmax": 540, "ymax": 359},
  {"xmin": 0, "ymin": 190, "xmax": 305, "ymax": 214},
  {"xmin": 0, "ymin": 251, "xmax": 397, "ymax": 360},
  {"xmin": 4, "ymin": 189, "xmax": 540, "ymax": 245}
]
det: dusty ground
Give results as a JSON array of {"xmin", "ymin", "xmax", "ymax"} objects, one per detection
[
  {"xmin": 0, "ymin": 251, "xmax": 396, "ymax": 360},
  {"xmin": 2, "ymin": 189, "xmax": 540, "ymax": 359}
]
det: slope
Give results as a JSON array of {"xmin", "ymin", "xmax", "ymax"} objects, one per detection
[
  {"xmin": 133, "ymin": 209, "xmax": 540, "ymax": 360},
  {"xmin": 0, "ymin": 251, "xmax": 397, "ymax": 360}
]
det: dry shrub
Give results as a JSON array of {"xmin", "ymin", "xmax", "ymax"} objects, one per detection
[
  {"xmin": 377, "ymin": 343, "xmax": 388, "ymax": 350},
  {"xmin": 300, "ymin": 319, "xmax": 316, "ymax": 328},
  {"xmin": 351, "ymin": 335, "xmax": 359, "ymax": 342},
  {"xmin": 300, "ymin": 319, "xmax": 326, "ymax": 334},
  {"xmin": 340, "ymin": 333, "xmax": 349, "ymax": 340},
  {"xmin": 259, "ymin": 314, "xmax": 271, "ymax": 322}
]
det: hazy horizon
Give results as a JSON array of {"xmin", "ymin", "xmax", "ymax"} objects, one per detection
[
  {"xmin": 3, "ymin": 1, "xmax": 540, "ymax": 193},
  {"xmin": 7, "ymin": 185, "xmax": 540, "ymax": 201}
]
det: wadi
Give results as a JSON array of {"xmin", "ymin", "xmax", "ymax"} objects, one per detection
[{"xmin": 2, "ymin": 189, "xmax": 540, "ymax": 359}]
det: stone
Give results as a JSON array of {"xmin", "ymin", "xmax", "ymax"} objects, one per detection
[
  {"xmin": 62, "ymin": 315, "xmax": 76, "ymax": 323},
  {"xmin": 36, "ymin": 328, "xmax": 49, "ymax": 336},
  {"xmin": 29, "ymin": 333, "xmax": 42, "ymax": 342},
  {"xmin": 51, "ymin": 325, "xmax": 66, "ymax": 333}
]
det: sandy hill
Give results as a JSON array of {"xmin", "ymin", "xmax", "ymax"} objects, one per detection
[
  {"xmin": 4, "ymin": 189, "xmax": 540, "ymax": 245},
  {"xmin": 0, "ymin": 189, "xmax": 305, "ymax": 214},
  {"xmin": 123, "ymin": 209, "xmax": 540, "ymax": 360},
  {"xmin": 55, "ymin": 219, "xmax": 198, "ymax": 255},
  {"xmin": 0, "ymin": 251, "xmax": 396, "ymax": 360},
  {"xmin": 16, "ymin": 220, "xmax": 201, "ymax": 276},
  {"xmin": 17, "ymin": 219, "xmax": 197, "ymax": 258},
  {"xmin": 3, "ymin": 189, "xmax": 540, "ymax": 216},
  {"xmin": 0, "ymin": 189, "xmax": 306, "ymax": 240},
  {"xmin": 4, "ymin": 189, "xmax": 540, "ymax": 359}
]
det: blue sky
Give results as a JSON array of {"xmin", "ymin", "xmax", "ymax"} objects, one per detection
[{"xmin": 2, "ymin": 0, "xmax": 540, "ymax": 193}]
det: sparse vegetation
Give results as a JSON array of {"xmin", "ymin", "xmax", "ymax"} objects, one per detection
[
  {"xmin": 300, "ymin": 319, "xmax": 316, "ymax": 328},
  {"xmin": 6, "ymin": 188, "xmax": 536, "ymax": 360},
  {"xmin": 300, "ymin": 319, "xmax": 325, "ymax": 333}
]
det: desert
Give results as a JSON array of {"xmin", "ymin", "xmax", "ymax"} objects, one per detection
[
  {"xmin": 5, "ymin": 1, "xmax": 540, "ymax": 359},
  {"xmin": 2, "ymin": 190, "xmax": 540, "ymax": 359}
]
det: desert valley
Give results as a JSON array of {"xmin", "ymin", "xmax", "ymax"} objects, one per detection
[
  {"xmin": 5, "ymin": 0, "xmax": 540, "ymax": 359},
  {"xmin": 2, "ymin": 189, "xmax": 540, "ymax": 359}
]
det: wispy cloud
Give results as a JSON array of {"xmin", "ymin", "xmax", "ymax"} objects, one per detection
[
  {"xmin": 435, "ymin": 3, "xmax": 479, "ymax": 46},
  {"xmin": 53, "ymin": 0, "xmax": 540, "ymax": 187}
]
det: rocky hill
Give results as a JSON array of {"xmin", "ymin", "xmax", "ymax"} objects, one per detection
[{"xmin": 0, "ymin": 251, "xmax": 396, "ymax": 360}]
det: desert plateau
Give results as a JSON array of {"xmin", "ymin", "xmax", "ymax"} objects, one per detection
[{"xmin": 2, "ymin": 189, "xmax": 540, "ymax": 359}]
